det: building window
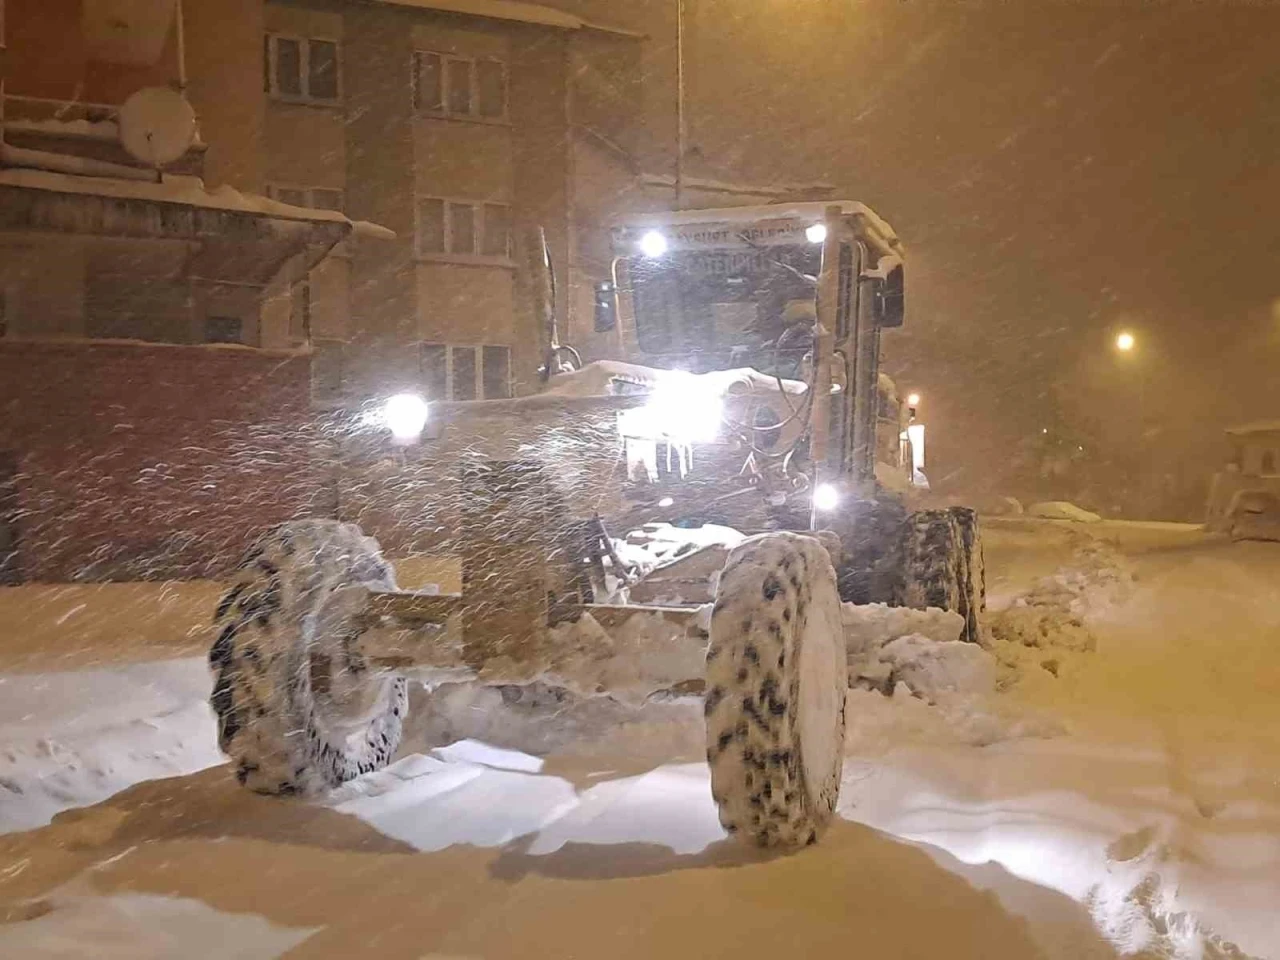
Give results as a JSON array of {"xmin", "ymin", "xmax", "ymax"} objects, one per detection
[
  {"xmin": 205, "ymin": 316, "xmax": 243, "ymax": 344},
  {"xmin": 413, "ymin": 51, "xmax": 507, "ymax": 120},
  {"xmin": 420, "ymin": 343, "xmax": 512, "ymax": 401},
  {"xmin": 265, "ymin": 34, "xmax": 341, "ymax": 104},
  {"xmin": 267, "ymin": 184, "xmax": 345, "ymax": 212},
  {"xmin": 415, "ymin": 198, "xmax": 511, "ymax": 260},
  {"xmin": 482, "ymin": 345, "xmax": 511, "ymax": 400},
  {"xmin": 1263, "ymin": 450, "xmax": 1278, "ymax": 476}
]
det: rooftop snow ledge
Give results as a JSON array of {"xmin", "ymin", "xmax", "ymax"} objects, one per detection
[
  {"xmin": 370, "ymin": 0, "xmax": 640, "ymax": 36},
  {"xmin": 351, "ymin": 220, "xmax": 397, "ymax": 241},
  {"xmin": 0, "ymin": 168, "xmax": 394, "ymax": 239}
]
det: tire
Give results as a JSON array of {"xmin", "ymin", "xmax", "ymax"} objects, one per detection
[
  {"xmin": 898, "ymin": 508, "xmax": 984, "ymax": 643},
  {"xmin": 209, "ymin": 519, "xmax": 409, "ymax": 795},
  {"xmin": 705, "ymin": 532, "xmax": 847, "ymax": 848},
  {"xmin": 949, "ymin": 506, "xmax": 986, "ymax": 641}
]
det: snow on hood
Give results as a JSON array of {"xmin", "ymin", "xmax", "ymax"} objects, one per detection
[{"xmin": 543, "ymin": 360, "xmax": 809, "ymax": 399}]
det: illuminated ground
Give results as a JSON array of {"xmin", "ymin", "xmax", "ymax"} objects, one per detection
[{"xmin": 1, "ymin": 520, "xmax": 1276, "ymax": 959}]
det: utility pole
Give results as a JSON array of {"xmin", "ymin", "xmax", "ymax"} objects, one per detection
[{"xmin": 675, "ymin": 0, "xmax": 686, "ymax": 210}]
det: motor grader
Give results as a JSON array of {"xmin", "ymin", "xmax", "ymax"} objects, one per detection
[{"xmin": 209, "ymin": 203, "xmax": 985, "ymax": 848}]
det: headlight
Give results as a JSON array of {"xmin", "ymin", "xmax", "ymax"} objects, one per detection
[
  {"xmin": 813, "ymin": 482, "xmax": 839, "ymax": 512},
  {"xmin": 617, "ymin": 375, "xmax": 723, "ymax": 444},
  {"xmin": 639, "ymin": 229, "xmax": 669, "ymax": 258},
  {"xmin": 383, "ymin": 393, "xmax": 429, "ymax": 442},
  {"xmin": 805, "ymin": 223, "xmax": 828, "ymax": 244}
]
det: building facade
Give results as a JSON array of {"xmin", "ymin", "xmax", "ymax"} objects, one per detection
[{"xmin": 254, "ymin": 0, "xmax": 649, "ymax": 406}]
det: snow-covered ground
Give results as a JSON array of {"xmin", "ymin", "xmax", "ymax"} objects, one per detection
[{"xmin": 1, "ymin": 520, "xmax": 1277, "ymax": 959}]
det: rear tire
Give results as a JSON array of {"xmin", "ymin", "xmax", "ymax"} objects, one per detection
[
  {"xmin": 705, "ymin": 532, "xmax": 846, "ymax": 848},
  {"xmin": 949, "ymin": 506, "xmax": 986, "ymax": 641},
  {"xmin": 209, "ymin": 520, "xmax": 408, "ymax": 795},
  {"xmin": 898, "ymin": 508, "xmax": 985, "ymax": 643}
]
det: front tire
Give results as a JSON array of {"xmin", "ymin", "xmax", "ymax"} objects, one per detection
[
  {"xmin": 705, "ymin": 532, "xmax": 846, "ymax": 848},
  {"xmin": 209, "ymin": 520, "xmax": 408, "ymax": 795}
]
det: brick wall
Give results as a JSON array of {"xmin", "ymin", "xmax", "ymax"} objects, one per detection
[{"xmin": 0, "ymin": 341, "xmax": 320, "ymax": 582}]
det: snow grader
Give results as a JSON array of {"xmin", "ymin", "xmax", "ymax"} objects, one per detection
[{"xmin": 209, "ymin": 203, "xmax": 985, "ymax": 848}]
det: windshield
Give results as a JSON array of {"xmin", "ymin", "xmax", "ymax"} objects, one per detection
[{"xmin": 623, "ymin": 242, "xmax": 821, "ymax": 376}]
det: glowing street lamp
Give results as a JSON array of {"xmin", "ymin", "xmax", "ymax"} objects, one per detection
[
  {"xmin": 1115, "ymin": 331, "xmax": 1136, "ymax": 352},
  {"xmin": 906, "ymin": 392, "xmax": 921, "ymax": 408}
]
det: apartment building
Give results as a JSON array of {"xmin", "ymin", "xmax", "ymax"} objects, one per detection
[
  {"xmin": 0, "ymin": 0, "xmax": 371, "ymax": 580},
  {"xmin": 254, "ymin": 0, "xmax": 645, "ymax": 406}
]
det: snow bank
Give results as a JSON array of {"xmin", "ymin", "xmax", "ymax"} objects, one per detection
[
  {"xmin": 0, "ymin": 659, "xmax": 223, "ymax": 835},
  {"xmin": 1028, "ymin": 501, "xmax": 1103, "ymax": 523}
]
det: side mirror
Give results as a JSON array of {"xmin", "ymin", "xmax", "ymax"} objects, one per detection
[
  {"xmin": 864, "ymin": 258, "xmax": 905, "ymax": 329},
  {"xmin": 594, "ymin": 281, "xmax": 617, "ymax": 333}
]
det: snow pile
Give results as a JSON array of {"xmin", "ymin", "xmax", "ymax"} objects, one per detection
[
  {"xmin": 989, "ymin": 538, "xmax": 1135, "ymax": 686},
  {"xmin": 879, "ymin": 635, "xmax": 997, "ymax": 701},
  {"xmin": 474, "ymin": 606, "xmax": 711, "ymax": 706},
  {"xmin": 403, "ymin": 679, "xmax": 706, "ymax": 762},
  {"xmin": 842, "ymin": 601, "xmax": 1003, "ymax": 704},
  {"xmin": 1028, "ymin": 501, "xmax": 1103, "ymax": 523},
  {"xmin": 839, "ymin": 603, "xmax": 1061, "ymax": 749},
  {"xmin": 841, "ymin": 602, "xmax": 966, "ymax": 688},
  {"xmin": 0, "ymin": 659, "xmax": 223, "ymax": 835}
]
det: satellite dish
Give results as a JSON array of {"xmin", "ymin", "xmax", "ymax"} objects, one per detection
[{"xmin": 118, "ymin": 87, "xmax": 197, "ymax": 169}]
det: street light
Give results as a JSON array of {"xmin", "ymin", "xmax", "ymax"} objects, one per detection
[
  {"xmin": 1116, "ymin": 331, "xmax": 1136, "ymax": 352},
  {"xmin": 907, "ymin": 392, "xmax": 921, "ymax": 407}
]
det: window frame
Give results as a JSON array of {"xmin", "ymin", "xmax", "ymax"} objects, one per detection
[
  {"xmin": 414, "ymin": 196, "xmax": 513, "ymax": 263},
  {"xmin": 412, "ymin": 50, "xmax": 508, "ymax": 124},
  {"xmin": 420, "ymin": 342, "xmax": 513, "ymax": 401},
  {"xmin": 265, "ymin": 33, "xmax": 343, "ymax": 106}
]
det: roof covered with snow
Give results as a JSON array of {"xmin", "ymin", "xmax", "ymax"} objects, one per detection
[
  {"xmin": 615, "ymin": 200, "xmax": 902, "ymax": 255},
  {"xmin": 0, "ymin": 168, "xmax": 394, "ymax": 240},
  {"xmin": 369, "ymin": 0, "xmax": 641, "ymax": 36}
]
